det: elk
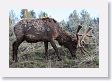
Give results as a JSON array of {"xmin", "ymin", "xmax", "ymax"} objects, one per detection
[{"xmin": 12, "ymin": 17, "xmax": 92, "ymax": 62}]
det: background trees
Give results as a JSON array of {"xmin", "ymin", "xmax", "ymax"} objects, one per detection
[
  {"xmin": 9, "ymin": 10, "xmax": 18, "ymax": 26},
  {"xmin": 38, "ymin": 11, "xmax": 49, "ymax": 18},
  {"xmin": 20, "ymin": 9, "xmax": 36, "ymax": 19},
  {"xmin": 9, "ymin": 9, "xmax": 99, "ymax": 32}
]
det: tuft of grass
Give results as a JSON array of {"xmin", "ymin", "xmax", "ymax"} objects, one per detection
[{"xmin": 93, "ymin": 57, "xmax": 99, "ymax": 65}]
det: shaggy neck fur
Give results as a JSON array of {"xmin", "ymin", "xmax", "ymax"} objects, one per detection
[{"xmin": 56, "ymin": 29, "xmax": 72, "ymax": 47}]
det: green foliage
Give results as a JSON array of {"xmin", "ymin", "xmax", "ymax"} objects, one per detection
[
  {"xmin": 80, "ymin": 10, "xmax": 91, "ymax": 27},
  {"xmin": 9, "ymin": 10, "xmax": 18, "ymax": 26},
  {"xmin": 93, "ymin": 56, "xmax": 99, "ymax": 65},
  {"xmin": 30, "ymin": 10, "xmax": 36, "ymax": 18},
  {"xmin": 20, "ymin": 9, "xmax": 36, "ymax": 19},
  {"xmin": 38, "ymin": 11, "xmax": 48, "ymax": 18},
  {"xmin": 60, "ymin": 20, "xmax": 68, "ymax": 31},
  {"xmin": 20, "ymin": 9, "xmax": 29, "ymax": 18},
  {"xmin": 68, "ymin": 10, "xmax": 80, "ymax": 31},
  {"xmin": 9, "ymin": 16, "xmax": 12, "ymax": 27}
]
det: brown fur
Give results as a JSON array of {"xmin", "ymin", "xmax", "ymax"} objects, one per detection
[{"xmin": 13, "ymin": 17, "xmax": 78, "ymax": 62}]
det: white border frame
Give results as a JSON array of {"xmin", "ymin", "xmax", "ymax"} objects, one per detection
[{"xmin": 0, "ymin": 0, "xmax": 108, "ymax": 77}]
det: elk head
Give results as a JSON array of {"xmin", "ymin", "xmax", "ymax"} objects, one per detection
[
  {"xmin": 63, "ymin": 25, "xmax": 92, "ymax": 58},
  {"xmin": 63, "ymin": 25, "xmax": 84, "ymax": 58}
]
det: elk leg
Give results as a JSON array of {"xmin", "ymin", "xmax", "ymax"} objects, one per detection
[
  {"xmin": 44, "ymin": 41, "xmax": 48, "ymax": 60},
  {"xmin": 50, "ymin": 40, "xmax": 62, "ymax": 61},
  {"xmin": 12, "ymin": 39, "xmax": 23, "ymax": 62}
]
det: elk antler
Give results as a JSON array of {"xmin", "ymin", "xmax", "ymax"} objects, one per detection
[
  {"xmin": 76, "ymin": 25, "xmax": 82, "ymax": 47},
  {"xmin": 76, "ymin": 25, "xmax": 82, "ymax": 34},
  {"xmin": 76, "ymin": 25, "xmax": 84, "ymax": 48},
  {"xmin": 80, "ymin": 27, "xmax": 92, "ymax": 46},
  {"xmin": 77, "ymin": 26, "xmax": 92, "ymax": 54}
]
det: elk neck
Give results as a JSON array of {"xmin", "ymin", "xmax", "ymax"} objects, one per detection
[{"xmin": 56, "ymin": 29, "xmax": 72, "ymax": 47}]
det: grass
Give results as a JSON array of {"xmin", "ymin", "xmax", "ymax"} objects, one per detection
[{"xmin": 9, "ymin": 45, "xmax": 99, "ymax": 68}]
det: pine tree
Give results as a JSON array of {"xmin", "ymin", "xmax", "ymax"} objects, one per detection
[
  {"xmin": 30, "ymin": 10, "xmax": 36, "ymax": 18},
  {"xmin": 9, "ymin": 10, "xmax": 17, "ymax": 26},
  {"xmin": 67, "ymin": 10, "xmax": 80, "ymax": 32},
  {"xmin": 20, "ymin": 9, "xmax": 32, "ymax": 18},
  {"xmin": 80, "ymin": 10, "xmax": 91, "ymax": 28},
  {"xmin": 38, "ymin": 11, "xmax": 48, "ymax": 18}
]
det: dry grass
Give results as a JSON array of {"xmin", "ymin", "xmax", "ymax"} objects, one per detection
[{"xmin": 9, "ymin": 44, "xmax": 99, "ymax": 68}]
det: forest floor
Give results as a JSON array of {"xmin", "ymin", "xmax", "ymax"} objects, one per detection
[{"xmin": 9, "ymin": 42, "xmax": 99, "ymax": 68}]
